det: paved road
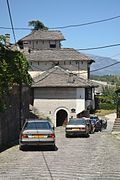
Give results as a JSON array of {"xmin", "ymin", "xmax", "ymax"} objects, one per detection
[{"xmin": 0, "ymin": 115, "xmax": 120, "ymax": 180}]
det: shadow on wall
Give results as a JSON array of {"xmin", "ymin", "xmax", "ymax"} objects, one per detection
[
  {"xmin": 77, "ymin": 110, "xmax": 90, "ymax": 118},
  {"xmin": 29, "ymin": 112, "xmax": 39, "ymax": 119}
]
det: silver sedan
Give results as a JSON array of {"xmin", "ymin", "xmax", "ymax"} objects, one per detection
[
  {"xmin": 19, "ymin": 119, "xmax": 55, "ymax": 150},
  {"xmin": 65, "ymin": 118, "xmax": 89, "ymax": 137}
]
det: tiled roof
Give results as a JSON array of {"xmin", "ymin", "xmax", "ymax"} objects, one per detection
[
  {"xmin": 30, "ymin": 66, "xmax": 97, "ymax": 88},
  {"xmin": 20, "ymin": 30, "xmax": 65, "ymax": 41},
  {"xmin": 25, "ymin": 48, "xmax": 94, "ymax": 62}
]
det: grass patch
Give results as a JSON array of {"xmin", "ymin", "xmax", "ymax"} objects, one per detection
[{"xmin": 95, "ymin": 109, "xmax": 116, "ymax": 117}]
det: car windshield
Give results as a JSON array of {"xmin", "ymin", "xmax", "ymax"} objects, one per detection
[
  {"xmin": 90, "ymin": 116, "xmax": 98, "ymax": 120},
  {"xmin": 68, "ymin": 119, "xmax": 86, "ymax": 125},
  {"xmin": 24, "ymin": 121, "xmax": 51, "ymax": 130}
]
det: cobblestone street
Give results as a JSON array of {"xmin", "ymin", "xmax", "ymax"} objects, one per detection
[{"xmin": 0, "ymin": 115, "xmax": 120, "ymax": 180}]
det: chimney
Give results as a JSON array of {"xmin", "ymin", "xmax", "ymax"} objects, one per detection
[
  {"xmin": 68, "ymin": 73, "xmax": 75, "ymax": 83},
  {"xmin": 5, "ymin": 34, "xmax": 10, "ymax": 46}
]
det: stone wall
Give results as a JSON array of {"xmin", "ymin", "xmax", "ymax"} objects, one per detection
[
  {"xmin": 0, "ymin": 86, "xmax": 30, "ymax": 149},
  {"xmin": 33, "ymin": 87, "xmax": 86, "ymax": 126}
]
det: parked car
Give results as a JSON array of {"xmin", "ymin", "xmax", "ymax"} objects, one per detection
[
  {"xmin": 65, "ymin": 118, "xmax": 89, "ymax": 137},
  {"xmin": 102, "ymin": 119, "xmax": 107, "ymax": 129},
  {"xmin": 83, "ymin": 117, "xmax": 95, "ymax": 134},
  {"xmin": 94, "ymin": 120, "xmax": 102, "ymax": 132},
  {"xmin": 99, "ymin": 118, "xmax": 107, "ymax": 129},
  {"xmin": 90, "ymin": 119, "xmax": 96, "ymax": 133},
  {"xmin": 90, "ymin": 115, "xmax": 102, "ymax": 132},
  {"xmin": 19, "ymin": 119, "xmax": 55, "ymax": 150}
]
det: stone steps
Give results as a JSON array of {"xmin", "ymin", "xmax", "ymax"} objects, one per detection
[{"xmin": 112, "ymin": 118, "xmax": 120, "ymax": 131}]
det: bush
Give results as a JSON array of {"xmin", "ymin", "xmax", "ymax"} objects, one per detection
[{"xmin": 99, "ymin": 103, "xmax": 116, "ymax": 110}]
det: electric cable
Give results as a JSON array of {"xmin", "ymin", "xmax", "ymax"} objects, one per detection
[
  {"xmin": 90, "ymin": 61, "xmax": 120, "ymax": 72},
  {"xmin": 77, "ymin": 43, "xmax": 120, "ymax": 51},
  {"xmin": 1, "ymin": 14, "xmax": 120, "ymax": 30},
  {"xmin": 6, "ymin": 0, "xmax": 16, "ymax": 43},
  {"xmin": 50, "ymin": 15, "xmax": 120, "ymax": 29}
]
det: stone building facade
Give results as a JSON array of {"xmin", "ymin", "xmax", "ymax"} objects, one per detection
[{"xmin": 18, "ymin": 30, "xmax": 96, "ymax": 126}]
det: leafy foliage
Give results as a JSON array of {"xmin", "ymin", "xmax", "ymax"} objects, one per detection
[
  {"xmin": 0, "ymin": 40, "xmax": 32, "ymax": 111},
  {"xmin": 28, "ymin": 20, "xmax": 48, "ymax": 30},
  {"xmin": 0, "ymin": 35, "xmax": 5, "ymax": 44},
  {"xmin": 96, "ymin": 86, "xmax": 117, "ymax": 110}
]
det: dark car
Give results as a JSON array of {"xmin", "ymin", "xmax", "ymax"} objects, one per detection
[
  {"xmin": 94, "ymin": 120, "xmax": 102, "ymax": 132},
  {"xmin": 19, "ymin": 119, "xmax": 55, "ymax": 150},
  {"xmin": 100, "ymin": 118, "xmax": 107, "ymax": 129},
  {"xmin": 83, "ymin": 117, "xmax": 95, "ymax": 134},
  {"xmin": 90, "ymin": 115, "xmax": 102, "ymax": 132},
  {"xmin": 90, "ymin": 119, "xmax": 96, "ymax": 133},
  {"xmin": 65, "ymin": 118, "xmax": 89, "ymax": 137}
]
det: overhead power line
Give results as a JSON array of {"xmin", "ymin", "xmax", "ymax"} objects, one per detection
[
  {"xmin": 0, "ymin": 15, "xmax": 120, "ymax": 31},
  {"xmin": 77, "ymin": 43, "xmax": 120, "ymax": 51},
  {"xmin": 6, "ymin": 0, "xmax": 16, "ymax": 43},
  {"xmin": 90, "ymin": 61, "xmax": 120, "ymax": 73},
  {"xmin": 0, "ymin": 26, "xmax": 30, "ymax": 30},
  {"xmin": 50, "ymin": 15, "xmax": 120, "ymax": 29}
]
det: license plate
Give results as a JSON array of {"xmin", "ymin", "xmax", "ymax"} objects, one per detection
[
  {"xmin": 33, "ymin": 135, "xmax": 47, "ymax": 138},
  {"xmin": 72, "ymin": 128, "xmax": 80, "ymax": 131}
]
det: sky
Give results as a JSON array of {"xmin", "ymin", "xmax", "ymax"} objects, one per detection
[{"xmin": 0, "ymin": 0, "xmax": 120, "ymax": 60}]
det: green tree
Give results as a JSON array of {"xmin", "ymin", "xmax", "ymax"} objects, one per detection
[
  {"xmin": 0, "ymin": 35, "xmax": 5, "ymax": 44},
  {"xmin": 28, "ymin": 20, "xmax": 48, "ymax": 30},
  {"xmin": 0, "ymin": 39, "xmax": 32, "ymax": 111},
  {"xmin": 97, "ymin": 86, "xmax": 117, "ymax": 110}
]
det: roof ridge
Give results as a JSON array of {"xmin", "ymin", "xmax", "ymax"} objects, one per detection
[{"xmin": 33, "ymin": 65, "xmax": 72, "ymax": 84}]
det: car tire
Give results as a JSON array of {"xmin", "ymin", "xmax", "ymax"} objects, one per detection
[
  {"xmin": 65, "ymin": 134, "xmax": 70, "ymax": 138},
  {"xmin": 86, "ymin": 133, "xmax": 89, "ymax": 138},
  {"xmin": 19, "ymin": 145, "xmax": 24, "ymax": 151},
  {"xmin": 51, "ymin": 144, "xmax": 56, "ymax": 151}
]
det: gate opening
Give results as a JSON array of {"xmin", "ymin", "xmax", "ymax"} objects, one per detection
[{"xmin": 56, "ymin": 109, "xmax": 68, "ymax": 127}]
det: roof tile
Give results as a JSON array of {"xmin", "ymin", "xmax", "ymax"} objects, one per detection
[
  {"xmin": 21, "ymin": 30, "xmax": 65, "ymax": 41},
  {"xmin": 25, "ymin": 48, "xmax": 93, "ymax": 62},
  {"xmin": 30, "ymin": 66, "xmax": 97, "ymax": 87}
]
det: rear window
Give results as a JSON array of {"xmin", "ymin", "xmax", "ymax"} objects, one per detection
[
  {"xmin": 68, "ymin": 119, "xmax": 86, "ymax": 125},
  {"xmin": 24, "ymin": 121, "xmax": 51, "ymax": 130}
]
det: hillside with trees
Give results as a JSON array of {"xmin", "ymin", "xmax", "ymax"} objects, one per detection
[{"xmin": 90, "ymin": 74, "xmax": 120, "ymax": 87}]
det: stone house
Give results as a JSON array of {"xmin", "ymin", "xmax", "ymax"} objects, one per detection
[{"xmin": 18, "ymin": 30, "xmax": 97, "ymax": 126}]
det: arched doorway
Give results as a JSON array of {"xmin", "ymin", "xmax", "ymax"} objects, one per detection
[{"xmin": 56, "ymin": 109, "xmax": 68, "ymax": 127}]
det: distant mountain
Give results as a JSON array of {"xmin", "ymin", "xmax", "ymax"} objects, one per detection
[{"xmin": 89, "ymin": 55, "xmax": 120, "ymax": 75}]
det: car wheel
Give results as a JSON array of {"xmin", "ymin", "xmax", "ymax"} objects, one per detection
[
  {"xmin": 19, "ymin": 145, "xmax": 24, "ymax": 151},
  {"xmin": 66, "ymin": 134, "xmax": 70, "ymax": 138},
  {"xmin": 51, "ymin": 144, "xmax": 56, "ymax": 151},
  {"xmin": 86, "ymin": 133, "xmax": 89, "ymax": 138}
]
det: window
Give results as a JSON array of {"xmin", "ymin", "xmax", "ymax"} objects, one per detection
[
  {"xmin": 50, "ymin": 44, "xmax": 56, "ymax": 48},
  {"xmin": 85, "ymin": 88, "xmax": 92, "ymax": 100},
  {"xmin": 54, "ymin": 62, "xmax": 59, "ymax": 66},
  {"xmin": 71, "ymin": 108, "xmax": 76, "ymax": 113},
  {"xmin": 50, "ymin": 41, "xmax": 56, "ymax": 48}
]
